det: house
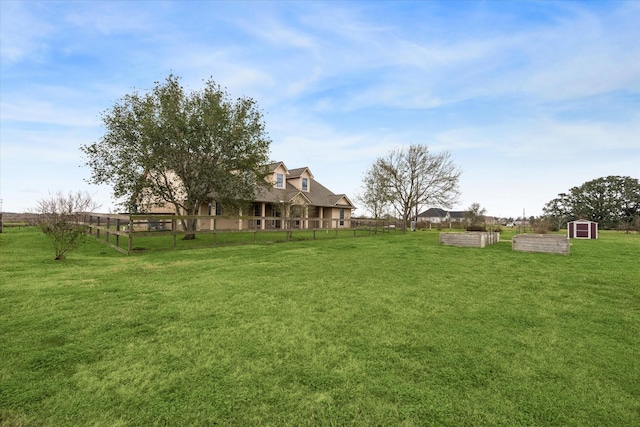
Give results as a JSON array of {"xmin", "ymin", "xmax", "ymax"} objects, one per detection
[
  {"xmin": 417, "ymin": 208, "xmax": 468, "ymax": 224},
  {"xmin": 448, "ymin": 211, "xmax": 466, "ymax": 223},
  {"xmin": 567, "ymin": 219, "xmax": 598, "ymax": 239},
  {"xmin": 171, "ymin": 161, "xmax": 355, "ymax": 231},
  {"xmin": 417, "ymin": 208, "xmax": 449, "ymax": 223}
]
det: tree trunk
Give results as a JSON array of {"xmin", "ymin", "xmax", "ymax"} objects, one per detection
[
  {"xmin": 182, "ymin": 205, "xmax": 199, "ymax": 240},
  {"xmin": 183, "ymin": 218, "xmax": 197, "ymax": 240}
]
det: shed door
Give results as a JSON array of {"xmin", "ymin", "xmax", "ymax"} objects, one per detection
[{"xmin": 576, "ymin": 223, "xmax": 589, "ymax": 238}]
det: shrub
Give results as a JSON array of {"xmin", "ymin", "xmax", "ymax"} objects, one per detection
[
  {"xmin": 532, "ymin": 217, "xmax": 552, "ymax": 234},
  {"xmin": 31, "ymin": 191, "xmax": 98, "ymax": 260}
]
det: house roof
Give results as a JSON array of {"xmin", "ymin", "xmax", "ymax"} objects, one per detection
[
  {"xmin": 287, "ymin": 167, "xmax": 314, "ymax": 179},
  {"xmin": 268, "ymin": 161, "xmax": 289, "ymax": 174},
  {"xmin": 253, "ymin": 178, "xmax": 355, "ymax": 209},
  {"xmin": 418, "ymin": 208, "xmax": 448, "ymax": 218},
  {"xmin": 208, "ymin": 161, "xmax": 354, "ymax": 209},
  {"xmin": 449, "ymin": 211, "xmax": 466, "ymax": 219}
]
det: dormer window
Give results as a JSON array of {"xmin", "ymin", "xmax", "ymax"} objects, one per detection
[
  {"xmin": 276, "ymin": 173, "xmax": 284, "ymax": 188},
  {"xmin": 302, "ymin": 178, "xmax": 308, "ymax": 191}
]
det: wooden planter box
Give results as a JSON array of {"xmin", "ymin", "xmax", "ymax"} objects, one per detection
[
  {"xmin": 512, "ymin": 234, "xmax": 570, "ymax": 255},
  {"xmin": 439, "ymin": 232, "xmax": 500, "ymax": 248}
]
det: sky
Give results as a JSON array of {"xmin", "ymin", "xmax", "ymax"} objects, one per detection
[{"xmin": 1, "ymin": 0, "xmax": 639, "ymax": 218}]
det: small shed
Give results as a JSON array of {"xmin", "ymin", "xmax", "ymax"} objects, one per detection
[{"xmin": 567, "ymin": 219, "xmax": 598, "ymax": 239}]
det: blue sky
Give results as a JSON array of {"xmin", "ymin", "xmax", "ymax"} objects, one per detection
[{"xmin": 1, "ymin": 0, "xmax": 638, "ymax": 218}]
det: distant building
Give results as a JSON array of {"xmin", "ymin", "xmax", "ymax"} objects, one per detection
[{"xmin": 417, "ymin": 208, "xmax": 449, "ymax": 223}]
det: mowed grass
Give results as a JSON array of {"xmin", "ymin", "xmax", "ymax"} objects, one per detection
[{"xmin": 1, "ymin": 228, "xmax": 638, "ymax": 426}]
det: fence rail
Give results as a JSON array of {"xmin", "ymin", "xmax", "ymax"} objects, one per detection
[{"xmin": 82, "ymin": 213, "xmax": 402, "ymax": 254}]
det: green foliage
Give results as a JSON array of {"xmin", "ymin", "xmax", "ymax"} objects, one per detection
[
  {"xmin": 543, "ymin": 176, "xmax": 640, "ymax": 229},
  {"xmin": 81, "ymin": 74, "xmax": 272, "ymax": 235},
  {"xmin": 1, "ymin": 228, "xmax": 639, "ymax": 425}
]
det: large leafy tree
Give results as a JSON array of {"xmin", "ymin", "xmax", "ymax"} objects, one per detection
[
  {"xmin": 364, "ymin": 144, "xmax": 461, "ymax": 227},
  {"xmin": 81, "ymin": 74, "xmax": 271, "ymax": 238},
  {"xmin": 542, "ymin": 192, "xmax": 574, "ymax": 231},
  {"xmin": 543, "ymin": 176, "xmax": 640, "ymax": 230}
]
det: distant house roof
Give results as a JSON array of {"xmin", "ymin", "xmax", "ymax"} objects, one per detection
[
  {"xmin": 418, "ymin": 208, "xmax": 448, "ymax": 218},
  {"xmin": 449, "ymin": 211, "xmax": 466, "ymax": 219}
]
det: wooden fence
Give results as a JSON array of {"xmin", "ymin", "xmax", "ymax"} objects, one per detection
[{"xmin": 83, "ymin": 213, "xmax": 402, "ymax": 254}]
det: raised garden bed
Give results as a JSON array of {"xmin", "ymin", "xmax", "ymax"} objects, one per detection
[
  {"xmin": 439, "ymin": 232, "xmax": 500, "ymax": 248},
  {"xmin": 512, "ymin": 234, "xmax": 570, "ymax": 255}
]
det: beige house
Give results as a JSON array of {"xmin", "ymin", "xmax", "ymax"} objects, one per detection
[{"xmin": 174, "ymin": 161, "xmax": 355, "ymax": 231}]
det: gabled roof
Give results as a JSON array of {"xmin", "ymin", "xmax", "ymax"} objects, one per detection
[
  {"xmin": 449, "ymin": 211, "xmax": 466, "ymax": 219},
  {"xmin": 287, "ymin": 167, "xmax": 314, "ymax": 179},
  {"xmin": 268, "ymin": 161, "xmax": 289, "ymax": 174},
  {"xmin": 253, "ymin": 178, "xmax": 355, "ymax": 209}
]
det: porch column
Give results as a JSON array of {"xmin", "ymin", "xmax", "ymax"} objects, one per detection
[
  {"xmin": 208, "ymin": 202, "xmax": 215, "ymax": 231},
  {"xmin": 238, "ymin": 208, "xmax": 243, "ymax": 230}
]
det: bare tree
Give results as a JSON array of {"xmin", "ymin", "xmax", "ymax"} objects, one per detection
[
  {"xmin": 356, "ymin": 162, "xmax": 393, "ymax": 219},
  {"xmin": 32, "ymin": 191, "xmax": 99, "ymax": 260},
  {"xmin": 464, "ymin": 202, "xmax": 486, "ymax": 230},
  {"xmin": 369, "ymin": 144, "xmax": 461, "ymax": 228}
]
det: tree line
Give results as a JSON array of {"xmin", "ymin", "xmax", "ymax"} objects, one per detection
[{"xmin": 543, "ymin": 176, "xmax": 640, "ymax": 231}]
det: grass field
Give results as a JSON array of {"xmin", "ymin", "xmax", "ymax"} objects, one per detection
[{"xmin": 1, "ymin": 227, "xmax": 638, "ymax": 426}]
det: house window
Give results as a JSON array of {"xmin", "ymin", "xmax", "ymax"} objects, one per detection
[
  {"xmin": 215, "ymin": 202, "xmax": 222, "ymax": 216},
  {"xmin": 276, "ymin": 173, "xmax": 284, "ymax": 188},
  {"xmin": 339, "ymin": 208, "xmax": 345, "ymax": 226},
  {"xmin": 302, "ymin": 178, "xmax": 308, "ymax": 191},
  {"xmin": 254, "ymin": 204, "xmax": 261, "ymax": 226}
]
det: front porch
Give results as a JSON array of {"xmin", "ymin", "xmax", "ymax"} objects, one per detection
[{"xmin": 197, "ymin": 201, "xmax": 351, "ymax": 231}]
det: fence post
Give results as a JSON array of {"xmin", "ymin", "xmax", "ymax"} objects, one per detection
[
  {"xmin": 172, "ymin": 218, "xmax": 177, "ymax": 249},
  {"xmin": 116, "ymin": 218, "xmax": 120, "ymax": 248},
  {"xmin": 127, "ymin": 215, "xmax": 132, "ymax": 254}
]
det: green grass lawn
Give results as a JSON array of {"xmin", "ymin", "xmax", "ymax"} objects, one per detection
[{"xmin": 1, "ymin": 228, "xmax": 638, "ymax": 426}]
